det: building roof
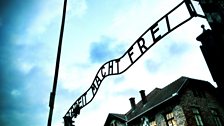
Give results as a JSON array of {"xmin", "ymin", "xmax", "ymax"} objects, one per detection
[
  {"xmin": 104, "ymin": 76, "xmax": 215, "ymax": 124},
  {"xmin": 104, "ymin": 113, "xmax": 126, "ymax": 126},
  {"xmin": 125, "ymin": 76, "xmax": 189, "ymax": 122}
]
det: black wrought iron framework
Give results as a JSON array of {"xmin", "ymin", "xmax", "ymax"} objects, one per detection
[{"xmin": 63, "ymin": 0, "xmax": 207, "ymax": 125}]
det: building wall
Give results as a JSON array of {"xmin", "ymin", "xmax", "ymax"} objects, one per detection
[
  {"xmin": 107, "ymin": 82, "xmax": 224, "ymax": 126},
  {"xmin": 127, "ymin": 85, "xmax": 224, "ymax": 126},
  {"xmin": 128, "ymin": 104, "xmax": 187, "ymax": 126},
  {"xmin": 110, "ymin": 120, "xmax": 126, "ymax": 126},
  {"xmin": 180, "ymin": 86, "xmax": 224, "ymax": 126},
  {"xmin": 155, "ymin": 113, "xmax": 166, "ymax": 126},
  {"xmin": 173, "ymin": 105, "xmax": 187, "ymax": 126},
  {"xmin": 154, "ymin": 105, "xmax": 187, "ymax": 126}
]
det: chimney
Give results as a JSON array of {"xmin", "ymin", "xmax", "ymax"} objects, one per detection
[
  {"xmin": 129, "ymin": 97, "xmax": 136, "ymax": 109},
  {"xmin": 139, "ymin": 90, "xmax": 147, "ymax": 104}
]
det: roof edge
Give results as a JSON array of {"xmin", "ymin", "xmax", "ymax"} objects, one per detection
[
  {"xmin": 127, "ymin": 94, "xmax": 178, "ymax": 123},
  {"xmin": 109, "ymin": 113, "xmax": 127, "ymax": 121},
  {"xmin": 127, "ymin": 76, "xmax": 189, "ymax": 122}
]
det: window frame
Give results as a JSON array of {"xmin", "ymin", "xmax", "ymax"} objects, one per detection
[
  {"xmin": 165, "ymin": 111, "xmax": 177, "ymax": 126},
  {"xmin": 192, "ymin": 107, "xmax": 204, "ymax": 126},
  {"xmin": 141, "ymin": 116, "xmax": 157, "ymax": 126},
  {"xmin": 211, "ymin": 108, "xmax": 223, "ymax": 126},
  {"xmin": 149, "ymin": 120, "xmax": 157, "ymax": 126}
]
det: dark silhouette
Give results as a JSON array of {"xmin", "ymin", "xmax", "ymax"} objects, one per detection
[
  {"xmin": 63, "ymin": 0, "xmax": 224, "ymax": 125},
  {"xmin": 47, "ymin": 0, "xmax": 67, "ymax": 126}
]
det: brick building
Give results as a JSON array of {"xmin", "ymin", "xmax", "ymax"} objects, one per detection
[{"xmin": 104, "ymin": 76, "xmax": 224, "ymax": 126}]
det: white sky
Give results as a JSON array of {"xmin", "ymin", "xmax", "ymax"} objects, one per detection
[
  {"xmin": 53, "ymin": 0, "xmax": 214, "ymax": 125},
  {"xmin": 1, "ymin": 0, "xmax": 216, "ymax": 126}
]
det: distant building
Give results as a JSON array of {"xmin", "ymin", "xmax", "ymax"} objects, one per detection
[{"xmin": 104, "ymin": 76, "xmax": 224, "ymax": 126}]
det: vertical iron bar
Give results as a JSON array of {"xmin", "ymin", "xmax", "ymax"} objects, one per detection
[{"xmin": 47, "ymin": 0, "xmax": 67, "ymax": 126}]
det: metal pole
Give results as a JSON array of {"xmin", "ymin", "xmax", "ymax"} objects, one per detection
[{"xmin": 47, "ymin": 0, "xmax": 67, "ymax": 126}]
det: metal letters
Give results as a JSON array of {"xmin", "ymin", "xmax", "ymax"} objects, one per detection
[{"xmin": 64, "ymin": 0, "xmax": 204, "ymax": 122}]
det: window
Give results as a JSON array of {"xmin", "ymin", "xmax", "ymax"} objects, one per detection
[
  {"xmin": 192, "ymin": 107, "xmax": 204, "ymax": 126},
  {"xmin": 141, "ymin": 117, "xmax": 150, "ymax": 126},
  {"xmin": 141, "ymin": 117, "xmax": 157, "ymax": 126},
  {"xmin": 110, "ymin": 120, "xmax": 117, "ymax": 126},
  {"xmin": 149, "ymin": 120, "xmax": 157, "ymax": 126},
  {"xmin": 211, "ymin": 109, "xmax": 222, "ymax": 126},
  {"xmin": 165, "ymin": 112, "xmax": 177, "ymax": 126}
]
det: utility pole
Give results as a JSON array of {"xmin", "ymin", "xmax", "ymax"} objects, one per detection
[{"xmin": 47, "ymin": 0, "xmax": 67, "ymax": 126}]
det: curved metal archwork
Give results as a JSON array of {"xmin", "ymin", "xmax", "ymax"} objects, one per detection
[{"xmin": 63, "ymin": 0, "xmax": 205, "ymax": 125}]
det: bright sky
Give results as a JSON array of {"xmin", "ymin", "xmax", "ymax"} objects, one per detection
[{"xmin": 0, "ymin": 0, "xmax": 216, "ymax": 126}]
